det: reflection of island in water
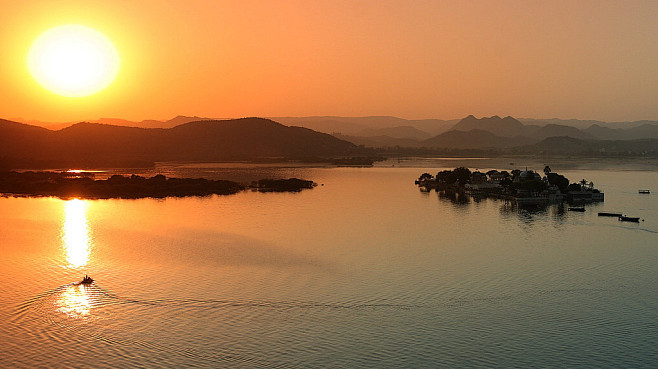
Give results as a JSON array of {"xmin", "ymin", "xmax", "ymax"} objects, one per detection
[{"xmin": 0, "ymin": 171, "xmax": 316, "ymax": 199}]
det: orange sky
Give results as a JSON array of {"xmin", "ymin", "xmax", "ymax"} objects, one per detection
[{"xmin": 1, "ymin": 0, "xmax": 656, "ymax": 123}]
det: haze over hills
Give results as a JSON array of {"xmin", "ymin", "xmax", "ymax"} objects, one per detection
[
  {"xmin": 15, "ymin": 115, "xmax": 658, "ymax": 144},
  {"xmin": 271, "ymin": 116, "xmax": 459, "ymax": 137},
  {"xmin": 512, "ymin": 136, "xmax": 658, "ymax": 156},
  {"xmin": 422, "ymin": 129, "xmax": 529, "ymax": 149},
  {"xmin": 13, "ymin": 115, "xmax": 215, "ymax": 131},
  {"xmin": 334, "ymin": 115, "xmax": 658, "ymax": 149},
  {"xmin": 0, "ymin": 118, "xmax": 368, "ymax": 169},
  {"xmin": 270, "ymin": 115, "xmax": 658, "ymax": 149},
  {"xmin": 518, "ymin": 118, "xmax": 657, "ymax": 130},
  {"xmin": 2, "ymin": 115, "xmax": 657, "ymax": 168}
]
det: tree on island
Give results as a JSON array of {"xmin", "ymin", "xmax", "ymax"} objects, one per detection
[
  {"xmin": 567, "ymin": 183, "xmax": 582, "ymax": 192},
  {"xmin": 418, "ymin": 173, "xmax": 433, "ymax": 181},
  {"xmin": 546, "ymin": 172, "xmax": 569, "ymax": 193},
  {"xmin": 436, "ymin": 170, "xmax": 457, "ymax": 184},
  {"xmin": 453, "ymin": 167, "xmax": 472, "ymax": 185},
  {"xmin": 500, "ymin": 177, "xmax": 512, "ymax": 189},
  {"xmin": 486, "ymin": 169, "xmax": 499, "ymax": 177}
]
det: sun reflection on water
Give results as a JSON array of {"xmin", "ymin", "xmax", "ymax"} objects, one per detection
[
  {"xmin": 61, "ymin": 199, "xmax": 92, "ymax": 268},
  {"xmin": 56, "ymin": 285, "xmax": 92, "ymax": 318}
]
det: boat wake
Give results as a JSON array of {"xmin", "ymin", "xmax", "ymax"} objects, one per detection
[
  {"xmin": 12, "ymin": 280, "xmax": 432, "ymax": 368},
  {"xmin": 11, "ymin": 278, "xmax": 633, "ymax": 368},
  {"xmin": 12, "ymin": 281, "xmax": 296, "ymax": 368}
]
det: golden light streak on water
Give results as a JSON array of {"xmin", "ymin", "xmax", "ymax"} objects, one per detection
[
  {"xmin": 56, "ymin": 285, "xmax": 92, "ymax": 319},
  {"xmin": 61, "ymin": 199, "xmax": 92, "ymax": 268}
]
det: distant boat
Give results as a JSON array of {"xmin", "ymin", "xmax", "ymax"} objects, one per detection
[
  {"xmin": 76, "ymin": 275, "xmax": 94, "ymax": 285},
  {"xmin": 598, "ymin": 212, "xmax": 623, "ymax": 217},
  {"xmin": 619, "ymin": 216, "xmax": 640, "ymax": 223},
  {"xmin": 568, "ymin": 207, "xmax": 585, "ymax": 212},
  {"xmin": 638, "ymin": 190, "xmax": 650, "ymax": 194}
]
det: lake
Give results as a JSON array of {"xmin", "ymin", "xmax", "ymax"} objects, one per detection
[{"xmin": 1, "ymin": 159, "xmax": 657, "ymax": 368}]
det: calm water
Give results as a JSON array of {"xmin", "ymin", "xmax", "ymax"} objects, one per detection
[{"xmin": 1, "ymin": 160, "xmax": 657, "ymax": 368}]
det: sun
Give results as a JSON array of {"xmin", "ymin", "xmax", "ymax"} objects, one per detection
[{"xmin": 27, "ymin": 24, "xmax": 120, "ymax": 98}]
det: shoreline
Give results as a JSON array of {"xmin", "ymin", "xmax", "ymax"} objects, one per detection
[{"xmin": 0, "ymin": 171, "xmax": 316, "ymax": 200}]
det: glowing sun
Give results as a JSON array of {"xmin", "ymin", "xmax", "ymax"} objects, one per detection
[{"xmin": 28, "ymin": 25, "xmax": 120, "ymax": 97}]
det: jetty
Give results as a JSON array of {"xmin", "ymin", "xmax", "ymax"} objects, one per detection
[{"xmin": 598, "ymin": 212, "xmax": 623, "ymax": 217}]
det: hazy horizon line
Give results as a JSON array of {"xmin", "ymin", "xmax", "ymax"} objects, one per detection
[{"xmin": 8, "ymin": 114, "xmax": 658, "ymax": 127}]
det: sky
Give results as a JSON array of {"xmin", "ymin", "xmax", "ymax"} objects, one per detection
[{"xmin": 1, "ymin": 0, "xmax": 657, "ymax": 123}]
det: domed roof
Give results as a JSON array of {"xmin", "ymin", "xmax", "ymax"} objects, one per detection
[{"xmin": 519, "ymin": 170, "xmax": 541, "ymax": 181}]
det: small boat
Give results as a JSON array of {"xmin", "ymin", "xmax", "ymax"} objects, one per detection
[
  {"xmin": 619, "ymin": 216, "xmax": 640, "ymax": 223},
  {"xmin": 598, "ymin": 212, "xmax": 623, "ymax": 217},
  {"xmin": 568, "ymin": 207, "xmax": 585, "ymax": 212},
  {"xmin": 77, "ymin": 275, "xmax": 94, "ymax": 285},
  {"xmin": 638, "ymin": 190, "xmax": 650, "ymax": 194}
]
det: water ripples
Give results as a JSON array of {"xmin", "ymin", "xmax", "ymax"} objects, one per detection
[{"xmin": 11, "ymin": 279, "xmax": 649, "ymax": 368}]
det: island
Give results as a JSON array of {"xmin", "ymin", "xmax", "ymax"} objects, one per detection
[
  {"xmin": 416, "ymin": 166, "xmax": 603, "ymax": 206},
  {"xmin": 0, "ymin": 171, "xmax": 316, "ymax": 199}
]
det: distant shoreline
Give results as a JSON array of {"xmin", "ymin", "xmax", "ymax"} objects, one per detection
[
  {"xmin": 376, "ymin": 156, "xmax": 658, "ymax": 172},
  {"xmin": 0, "ymin": 171, "xmax": 316, "ymax": 199}
]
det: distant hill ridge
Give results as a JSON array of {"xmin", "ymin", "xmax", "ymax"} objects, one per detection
[
  {"xmin": 0, "ymin": 117, "xmax": 367, "ymax": 169},
  {"xmin": 3, "ymin": 115, "xmax": 657, "ymax": 158},
  {"xmin": 14, "ymin": 115, "xmax": 658, "ymax": 142},
  {"xmin": 451, "ymin": 115, "xmax": 524, "ymax": 136},
  {"xmin": 330, "ymin": 115, "xmax": 658, "ymax": 149},
  {"xmin": 513, "ymin": 136, "xmax": 658, "ymax": 155}
]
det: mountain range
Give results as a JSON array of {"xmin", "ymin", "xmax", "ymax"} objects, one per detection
[
  {"xmin": 328, "ymin": 115, "xmax": 658, "ymax": 149},
  {"xmin": 2, "ymin": 115, "xmax": 657, "ymax": 169},
  {"xmin": 0, "ymin": 118, "xmax": 366, "ymax": 169},
  {"xmin": 14, "ymin": 115, "xmax": 658, "ymax": 146}
]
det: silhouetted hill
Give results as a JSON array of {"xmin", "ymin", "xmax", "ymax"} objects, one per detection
[
  {"xmin": 165, "ymin": 118, "xmax": 359, "ymax": 160},
  {"xmin": 531, "ymin": 124, "xmax": 595, "ymax": 140},
  {"xmin": 332, "ymin": 133, "xmax": 424, "ymax": 148},
  {"xmin": 585, "ymin": 123, "xmax": 658, "ymax": 140},
  {"xmin": 356, "ymin": 126, "xmax": 430, "ymax": 140},
  {"xmin": 272, "ymin": 116, "xmax": 457, "ymax": 137},
  {"xmin": 164, "ymin": 115, "xmax": 214, "ymax": 128},
  {"xmin": 451, "ymin": 115, "xmax": 525, "ymax": 137},
  {"xmin": 519, "ymin": 118, "xmax": 658, "ymax": 130},
  {"xmin": 0, "ymin": 119, "xmax": 54, "ymax": 158},
  {"xmin": 0, "ymin": 118, "xmax": 366, "ymax": 169},
  {"xmin": 422, "ymin": 129, "xmax": 529, "ymax": 149},
  {"xmin": 34, "ymin": 115, "xmax": 213, "ymax": 130},
  {"xmin": 449, "ymin": 115, "xmax": 596, "ymax": 140},
  {"xmin": 512, "ymin": 136, "xmax": 658, "ymax": 155}
]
